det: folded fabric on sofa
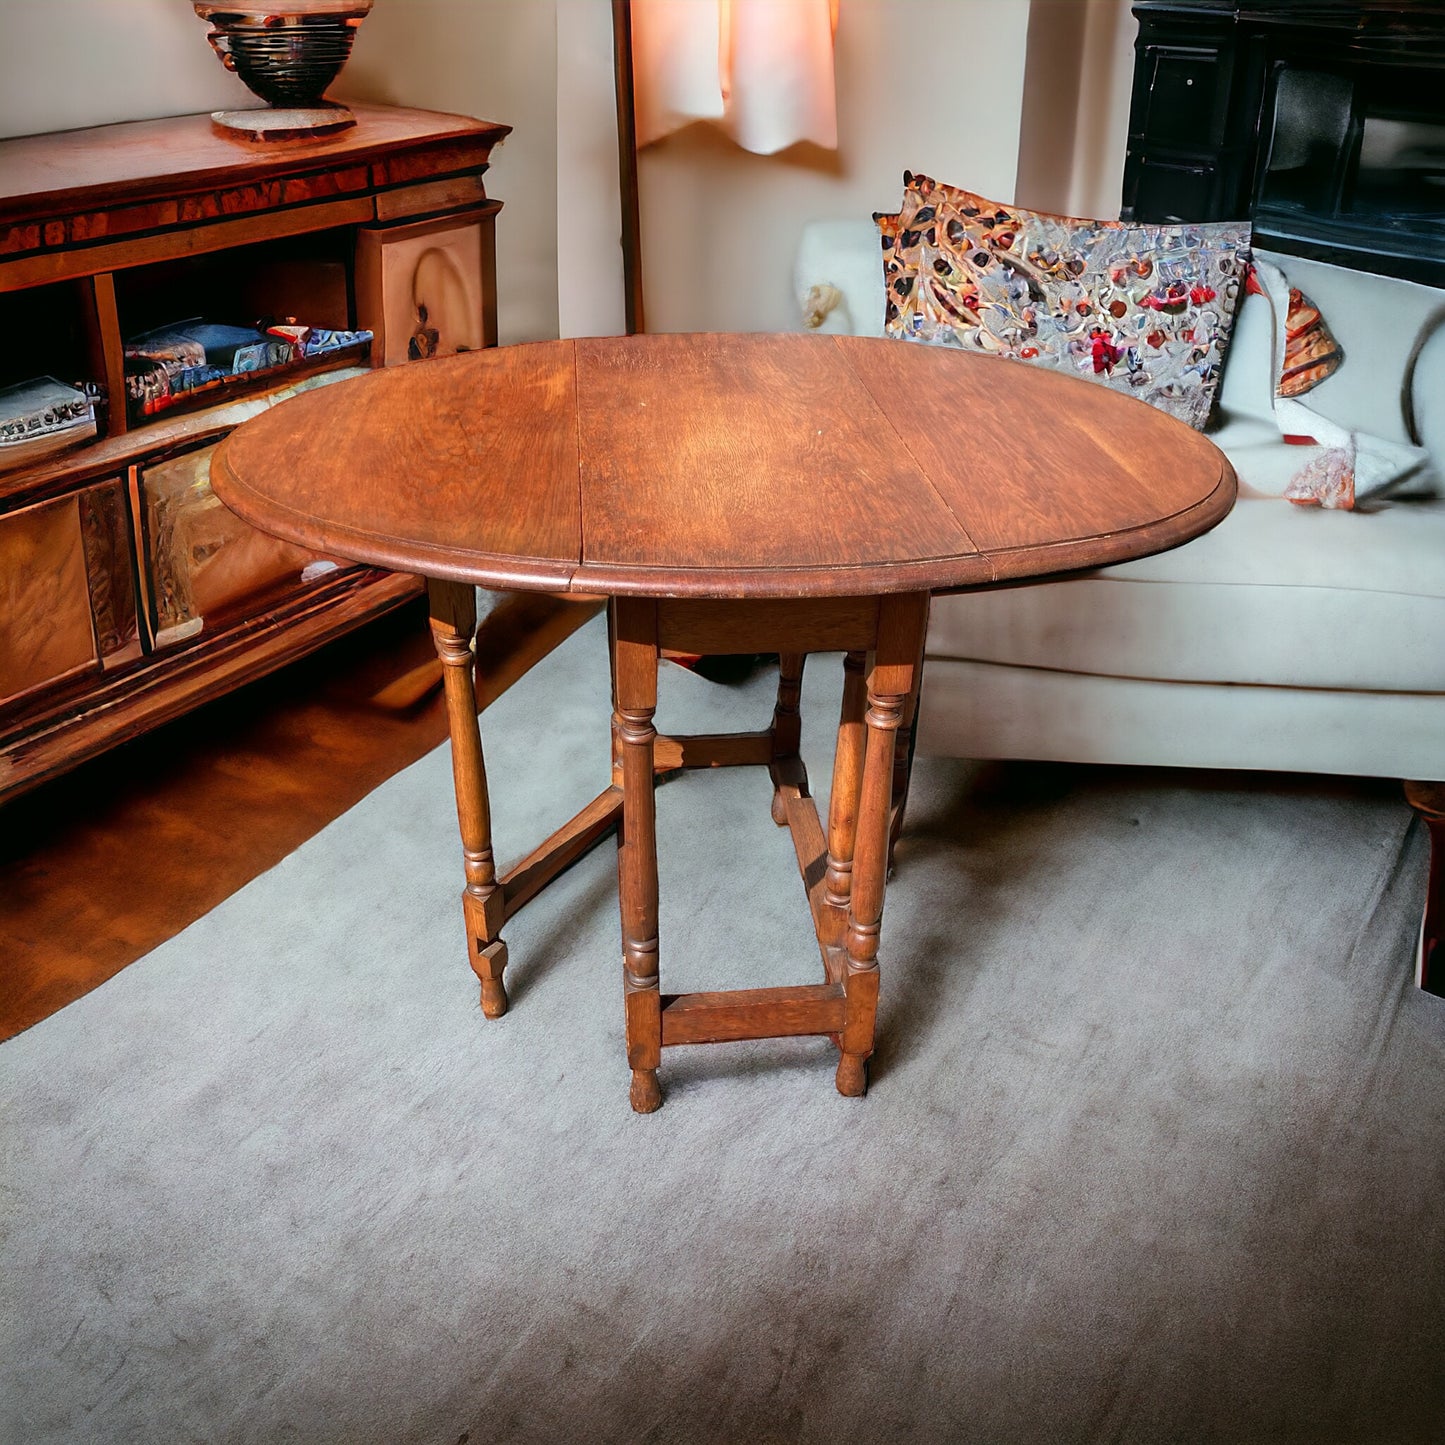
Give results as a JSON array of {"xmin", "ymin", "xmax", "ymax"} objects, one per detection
[{"xmin": 1229, "ymin": 256, "xmax": 1434, "ymax": 510}]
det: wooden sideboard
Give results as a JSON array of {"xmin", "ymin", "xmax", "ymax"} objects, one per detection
[{"xmin": 0, "ymin": 104, "xmax": 508, "ymax": 801}]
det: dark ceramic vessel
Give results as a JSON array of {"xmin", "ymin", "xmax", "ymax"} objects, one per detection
[{"xmin": 195, "ymin": 3, "xmax": 373, "ymax": 111}]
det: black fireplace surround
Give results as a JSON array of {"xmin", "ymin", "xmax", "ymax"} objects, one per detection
[{"xmin": 1122, "ymin": 0, "xmax": 1445, "ymax": 285}]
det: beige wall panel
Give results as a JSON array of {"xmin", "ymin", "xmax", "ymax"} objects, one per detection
[
  {"xmin": 555, "ymin": 0, "xmax": 627, "ymax": 339},
  {"xmin": 1066, "ymin": 0, "xmax": 1137, "ymax": 220},
  {"xmin": 1017, "ymin": 0, "xmax": 1135, "ymax": 222},
  {"xmin": 0, "ymin": 0, "xmax": 252, "ymax": 138}
]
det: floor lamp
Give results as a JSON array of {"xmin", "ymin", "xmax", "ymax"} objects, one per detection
[{"xmin": 612, "ymin": 0, "xmax": 645, "ymax": 335}]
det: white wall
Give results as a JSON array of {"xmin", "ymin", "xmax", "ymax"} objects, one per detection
[
  {"xmin": 0, "ymin": 0, "xmax": 252, "ymax": 135},
  {"xmin": 633, "ymin": 0, "xmax": 1034, "ymax": 334},
  {"xmin": 1016, "ymin": 0, "xmax": 1136, "ymax": 221},
  {"xmin": 1064, "ymin": 0, "xmax": 1136, "ymax": 220},
  {"xmin": 1017, "ymin": 0, "xmax": 1090, "ymax": 214},
  {"xmin": 554, "ymin": 0, "xmax": 627, "ymax": 339},
  {"xmin": 0, "ymin": 0, "xmax": 562, "ymax": 346}
]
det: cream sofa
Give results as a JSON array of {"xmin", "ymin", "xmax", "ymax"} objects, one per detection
[{"xmin": 794, "ymin": 222, "xmax": 1445, "ymax": 980}]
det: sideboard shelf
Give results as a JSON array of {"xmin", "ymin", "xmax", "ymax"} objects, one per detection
[{"xmin": 0, "ymin": 104, "xmax": 508, "ymax": 801}]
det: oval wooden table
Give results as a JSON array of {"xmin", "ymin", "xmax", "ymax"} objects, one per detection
[{"xmin": 212, "ymin": 333, "xmax": 1235, "ymax": 1112}]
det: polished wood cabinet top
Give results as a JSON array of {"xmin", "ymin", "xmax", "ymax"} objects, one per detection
[
  {"xmin": 211, "ymin": 333, "xmax": 1235, "ymax": 599},
  {"xmin": 0, "ymin": 104, "xmax": 509, "ymax": 223}
]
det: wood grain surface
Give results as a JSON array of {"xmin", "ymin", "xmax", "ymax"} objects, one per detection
[
  {"xmin": 576, "ymin": 333, "xmax": 975, "ymax": 578},
  {"xmin": 0, "ymin": 496, "xmax": 96, "ymax": 706},
  {"xmin": 0, "ymin": 105, "xmax": 507, "ymax": 228},
  {"xmin": 211, "ymin": 332, "xmax": 1235, "ymax": 600},
  {"xmin": 845, "ymin": 339, "xmax": 1230, "ymax": 554},
  {"xmin": 216, "ymin": 343, "xmax": 583, "ymax": 589}
]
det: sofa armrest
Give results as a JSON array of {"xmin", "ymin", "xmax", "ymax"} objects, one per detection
[{"xmin": 793, "ymin": 219, "xmax": 885, "ymax": 337}]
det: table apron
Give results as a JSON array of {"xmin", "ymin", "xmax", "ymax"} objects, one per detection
[{"xmin": 654, "ymin": 595, "xmax": 881, "ymax": 656}]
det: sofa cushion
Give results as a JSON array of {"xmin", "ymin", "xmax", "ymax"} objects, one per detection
[
  {"xmin": 1267, "ymin": 276, "xmax": 1344, "ymax": 397},
  {"xmin": 926, "ymin": 493, "xmax": 1445, "ymax": 693},
  {"xmin": 1205, "ymin": 415, "xmax": 1430, "ymax": 508},
  {"xmin": 1256, "ymin": 256, "xmax": 1433, "ymax": 507},
  {"xmin": 1214, "ymin": 259, "xmax": 1440, "ymax": 505},
  {"xmin": 915, "ymin": 658, "xmax": 1445, "ymax": 779}
]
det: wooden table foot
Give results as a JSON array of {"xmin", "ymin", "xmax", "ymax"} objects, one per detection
[
  {"xmin": 614, "ymin": 599, "xmax": 665, "ymax": 1111},
  {"xmin": 839, "ymin": 595, "xmax": 928, "ymax": 1094},
  {"xmin": 607, "ymin": 593, "xmax": 929, "ymax": 1107},
  {"xmin": 430, "ymin": 576, "xmax": 619, "ymax": 1020},
  {"xmin": 835, "ymin": 1052, "xmax": 868, "ymax": 1097},
  {"xmin": 630, "ymin": 1068, "xmax": 664, "ymax": 1113},
  {"xmin": 823, "ymin": 650, "xmax": 868, "ymax": 922},
  {"xmin": 475, "ymin": 940, "xmax": 510, "ymax": 1019},
  {"xmin": 888, "ymin": 613, "xmax": 928, "ymax": 875}
]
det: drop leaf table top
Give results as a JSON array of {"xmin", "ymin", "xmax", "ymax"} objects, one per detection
[{"xmin": 211, "ymin": 331, "xmax": 1234, "ymax": 600}]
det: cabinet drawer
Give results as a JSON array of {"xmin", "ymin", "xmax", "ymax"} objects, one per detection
[
  {"xmin": 0, "ymin": 495, "xmax": 95, "ymax": 707},
  {"xmin": 137, "ymin": 441, "xmax": 344, "ymax": 648},
  {"xmin": 1138, "ymin": 46, "xmax": 1228, "ymax": 147},
  {"xmin": 0, "ymin": 477, "xmax": 138, "ymax": 710}
]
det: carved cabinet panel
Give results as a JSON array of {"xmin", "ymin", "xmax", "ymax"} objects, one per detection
[
  {"xmin": 0, "ymin": 479, "xmax": 139, "ymax": 711},
  {"xmin": 355, "ymin": 214, "xmax": 493, "ymax": 366},
  {"xmin": 137, "ymin": 441, "xmax": 336, "ymax": 648}
]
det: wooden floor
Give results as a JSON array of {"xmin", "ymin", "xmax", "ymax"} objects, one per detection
[{"xmin": 0, "ymin": 591, "xmax": 601, "ymax": 1043}]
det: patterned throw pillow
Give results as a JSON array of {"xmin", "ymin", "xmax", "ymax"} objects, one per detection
[
  {"xmin": 873, "ymin": 177, "xmax": 949, "ymax": 335},
  {"xmin": 874, "ymin": 211, "xmax": 925, "ymax": 337},
  {"xmin": 876, "ymin": 172, "xmax": 1251, "ymax": 430}
]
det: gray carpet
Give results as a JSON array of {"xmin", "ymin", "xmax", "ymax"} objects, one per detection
[{"xmin": 4, "ymin": 614, "xmax": 1443, "ymax": 1445}]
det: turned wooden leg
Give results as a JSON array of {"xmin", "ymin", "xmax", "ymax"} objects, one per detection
[
  {"xmin": 888, "ymin": 612, "xmax": 928, "ymax": 873},
  {"xmin": 837, "ymin": 594, "xmax": 929, "ymax": 1096},
  {"xmin": 1405, "ymin": 781, "xmax": 1445, "ymax": 996},
  {"xmin": 769, "ymin": 652, "xmax": 807, "ymax": 825},
  {"xmin": 613, "ymin": 598, "xmax": 664, "ymax": 1112},
  {"xmin": 823, "ymin": 650, "xmax": 868, "ymax": 944},
  {"xmin": 428, "ymin": 578, "xmax": 508, "ymax": 1019}
]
